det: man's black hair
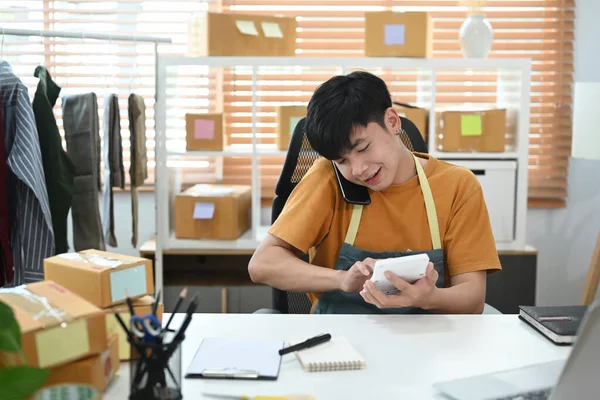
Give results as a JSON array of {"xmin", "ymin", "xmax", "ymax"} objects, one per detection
[{"xmin": 305, "ymin": 70, "xmax": 392, "ymax": 161}]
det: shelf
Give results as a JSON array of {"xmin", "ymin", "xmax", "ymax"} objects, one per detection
[
  {"xmin": 432, "ymin": 151, "xmax": 519, "ymax": 160},
  {"xmin": 160, "ymin": 56, "xmax": 531, "ymax": 71},
  {"xmin": 165, "ymin": 226, "xmax": 269, "ymax": 252},
  {"xmin": 166, "ymin": 145, "xmax": 288, "ymax": 158}
]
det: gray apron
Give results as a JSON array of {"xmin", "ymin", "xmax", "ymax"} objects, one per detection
[{"xmin": 313, "ymin": 154, "xmax": 444, "ymax": 314}]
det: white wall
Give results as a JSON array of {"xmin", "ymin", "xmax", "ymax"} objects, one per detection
[
  {"xmin": 526, "ymin": 0, "xmax": 600, "ymax": 306},
  {"xmin": 76, "ymin": 0, "xmax": 599, "ymax": 307}
]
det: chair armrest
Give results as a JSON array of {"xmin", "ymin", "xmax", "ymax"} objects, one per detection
[
  {"xmin": 483, "ymin": 303, "xmax": 502, "ymax": 314},
  {"xmin": 253, "ymin": 308, "xmax": 282, "ymax": 314}
]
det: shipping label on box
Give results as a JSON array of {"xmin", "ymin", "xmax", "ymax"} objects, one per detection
[
  {"xmin": 174, "ymin": 184, "xmax": 252, "ymax": 240},
  {"xmin": 0, "ymin": 281, "xmax": 107, "ymax": 369},
  {"xmin": 44, "ymin": 249, "xmax": 154, "ymax": 308},
  {"xmin": 105, "ymin": 295, "xmax": 164, "ymax": 360},
  {"xmin": 188, "ymin": 12, "xmax": 296, "ymax": 57},
  {"xmin": 364, "ymin": 11, "xmax": 433, "ymax": 58}
]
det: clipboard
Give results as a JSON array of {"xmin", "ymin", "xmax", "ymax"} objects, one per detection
[{"xmin": 185, "ymin": 337, "xmax": 284, "ymax": 380}]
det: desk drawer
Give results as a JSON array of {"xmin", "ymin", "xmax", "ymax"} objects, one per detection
[{"xmin": 446, "ymin": 160, "xmax": 517, "ymax": 242}]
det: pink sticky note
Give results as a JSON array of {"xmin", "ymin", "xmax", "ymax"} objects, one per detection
[{"xmin": 194, "ymin": 119, "xmax": 215, "ymax": 140}]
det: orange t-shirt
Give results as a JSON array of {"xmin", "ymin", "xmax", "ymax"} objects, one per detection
[{"xmin": 268, "ymin": 152, "xmax": 502, "ymax": 306}]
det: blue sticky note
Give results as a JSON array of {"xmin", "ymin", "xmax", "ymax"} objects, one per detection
[
  {"xmin": 110, "ymin": 265, "xmax": 147, "ymax": 302},
  {"xmin": 193, "ymin": 202, "xmax": 215, "ymax": 219},
  {"xmin": 385, "ymin": 24, "xmax": 405, "ymax": 45}
]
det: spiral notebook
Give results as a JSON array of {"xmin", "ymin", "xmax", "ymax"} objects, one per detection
[{"xmin": 293, "ymin": 336, "xmax": 366, "ymax": 372}]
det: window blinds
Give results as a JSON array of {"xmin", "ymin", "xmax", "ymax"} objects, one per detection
[{"xmin": 0, "ymin": 0, "xmax": 574, "ymax": 207}]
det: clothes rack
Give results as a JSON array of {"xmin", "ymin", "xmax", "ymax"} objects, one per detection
[{"xmin": 0, "ymin": 28, "xmax": 172, "ymax": 287}]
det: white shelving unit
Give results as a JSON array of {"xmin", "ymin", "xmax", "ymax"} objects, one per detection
[{"xmin": 154, "ymin": 56, "xmax": 531, "ymax": 295}]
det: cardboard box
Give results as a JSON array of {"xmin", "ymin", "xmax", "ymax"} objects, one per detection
[
  {"xmin": 175, "ymin": 184, "xmax": 252, "ymax": 240},
  {"xmin": 188, "ymin": 11, "xmax": 296, "ymax": 56},
  {"xmin": 393, "ymin": 102, "xmax": 428, "ymax": 142},
  {"xmin": 364, "ymin": 11, "xmax": 433, "ymax": 58},
  {"xmin": 36, "ymin": 333, "xmax": 120, "ymax": 398},
  {"xmin": 276, "ymin": 105, "xmax": 306, "ymax": 150},
  {"xmin": 105, "ymin": 295, "xmax": 164, "ymax": 360},
  {"xmin": 44, "ymin": 249, "xmax": 154, "ymax": 308},
  {"xmin": 440, "ymin": 109, "xmax": 506, "ymax": 152},
  {"xmin": 186, "ymin": 113, "xmax": 224, "ymax": 151},
  {"xmin": 0, "ymin": 281, "xmax": 107, "ymax": 369}
]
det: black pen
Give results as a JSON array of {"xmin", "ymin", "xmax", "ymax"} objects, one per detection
[
  {"xmin": 279, "ymin": 333, "xmax": 332, "ymax": 355},
  {"xmin": 152, "ymin": 289, "xmax": 161, "ymax": 317}
]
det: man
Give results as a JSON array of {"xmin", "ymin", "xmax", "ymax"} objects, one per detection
[{"xmin": 248, "ymin": 71, "xmax": 501, "ymax": 314}]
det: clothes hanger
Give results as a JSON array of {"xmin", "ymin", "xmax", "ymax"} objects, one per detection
[
  {"xmin": 39, "ymin": 29, "xmax": 45, "ymax": 67},
  {"xmin": 128, "ymin": 36, "xmax": 139, "ymax": 94},
  {"xmin": 104, "ymin": 33, "xmax": 115, "ymax": 94},
  {"xmin": 64, "ymin": 32, "xmax": 86, "ymax": 94},
  {"xmin": 1, "ymin": 27, "xmax": 5, "ymax": 60}
]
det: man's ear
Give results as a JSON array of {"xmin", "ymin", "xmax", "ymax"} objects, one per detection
[{"xmin": 385, "ymin": 107, "xmax": 401, "ymax": 133}]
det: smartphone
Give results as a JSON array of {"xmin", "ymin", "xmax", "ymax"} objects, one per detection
[{"xmin": 331, "ymin": 162, "xmax": 371, "ymax": 205}]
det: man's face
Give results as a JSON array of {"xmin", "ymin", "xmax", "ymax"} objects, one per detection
[{"xmin": 333, "ymin": 119, "xmax": 401, "ymax": 192}]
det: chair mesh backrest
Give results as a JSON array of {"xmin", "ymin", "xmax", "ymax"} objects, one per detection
[{"xmin": 291, "ymin": 135, "xmax": 320, "ymax": 183}]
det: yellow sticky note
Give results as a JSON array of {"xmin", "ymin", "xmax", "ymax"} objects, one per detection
[
  {"xmin": 106, "ymin": 313, "xmax": 131, "ymax": 360},
  {"xmin": 460, "ymin": 114, "xmax": 482, "ymax": 136},
  {"xmin": 236, "ymin": 20, "xmax": 258, "ymax": 36},
  {"xmin": 261, "ymin": 22, "xmax": 283, "ymax": 38},
  {"xmin": 35, "ymin": 319, "xmax": 90, "ymax": 368}
]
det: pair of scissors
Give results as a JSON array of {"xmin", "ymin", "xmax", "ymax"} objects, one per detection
[{"xmin": 131, "ymin": 313, "xmax": 162, "ymax": 343}]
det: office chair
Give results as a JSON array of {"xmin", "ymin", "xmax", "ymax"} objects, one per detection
[{"xmin": 267, "ymin": 115, "xmax": 428, "ymax": 314}]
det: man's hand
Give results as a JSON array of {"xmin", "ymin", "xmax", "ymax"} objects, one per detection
[
  {"xmin": 339, "ymin": 258, "xmax": 376, "ymax": 293},
  {"xmin": 360, "ymin": 262, "xmax": 439, "ymax": 309}
]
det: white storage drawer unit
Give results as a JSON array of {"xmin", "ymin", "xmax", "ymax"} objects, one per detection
[{"xmin": 444, "ymin": 160, "xmax": 517, "ymax": 243}]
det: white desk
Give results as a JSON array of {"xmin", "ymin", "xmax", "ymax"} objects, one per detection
[{"xmin": 104, "ymin": 314, "xmax": 570, "ymax": 399}]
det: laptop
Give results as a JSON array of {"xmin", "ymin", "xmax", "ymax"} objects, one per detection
[{"xmin": 433, "ymin": 301, "xmax": 600, "ymax": 400}]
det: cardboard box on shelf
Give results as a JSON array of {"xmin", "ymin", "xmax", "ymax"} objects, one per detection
[
  {"xmin": 105, "ymin": 295, "xmax": 164, "ymax": 360},
  {"xmin": 35, "ymin": 333, "xmax": 120, "ymax": 397},
  {"xmin": 0, "ymin": 281, "xmax": 107, "ymax": 369},
  {"xmin": 393, "ymin": 102, "xmax": 428, "ymax": 142},
  {"xmin": 185, "ymin": 113, "xmax": 224, "ymax": 151},
  {"xmin": 44, "ymin": 249, "xmax": 154, "ymax": 308},
  {"xmin": 188, "ymin": 11, "xmax": 296, "ymax": 56},
  {"xmin": 364, "ymin": 11, "xmax": 433, "ymax": 58},
  {"xmin": 440, "ymin": 108, "xmax": 507, "ymax": 152},
  {"xmin": 175, "ymin": 184, "xmax": 252, "ymax": 240},
  {"xmin": 276, "ymin": 105, "xmax": 307, "ymax": 150}
]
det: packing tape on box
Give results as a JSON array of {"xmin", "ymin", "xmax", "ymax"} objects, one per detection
[
  {"xmin": 0, "ymin": 285, "xmax": 71, "ymax": 326},
  {"xmin": 58, "ymin": 252, "xmax": 127, "ymax": 269}
]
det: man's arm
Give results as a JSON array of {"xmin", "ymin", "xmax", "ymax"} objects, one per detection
[
  {"xmin": 423, "ymin": 271, "xmax": 486, "ymax": 314},
  {"xmin": 248, "ymin": 234, "xmax": 344, "ymax": 293}
]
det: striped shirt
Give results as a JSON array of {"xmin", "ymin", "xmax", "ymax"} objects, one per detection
[{"xmin": 1, "ymin": 61, "xmax": 54, "ymax": 284}]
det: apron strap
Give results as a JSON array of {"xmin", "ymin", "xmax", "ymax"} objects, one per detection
[
  {"xmin": 342, "ymin": 154, "xmax": 441, "ymax": 250},
  {"xmin": 413, "ymin": 154, "xmax": 441, "ymax": 249},
  {"xmin": 344, "ymin": 204, "xmax": 363, "ymax": 245}
]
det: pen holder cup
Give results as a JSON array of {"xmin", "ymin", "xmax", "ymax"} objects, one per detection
[{"xmin": 128, "ymin": 334, "xmax": 183, "ymax": 400}]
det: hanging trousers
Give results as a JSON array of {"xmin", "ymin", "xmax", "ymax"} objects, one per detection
[
  {"xmin": 62, "ymin": 93, "xmax": 106, "ymax": 251},
  {"xmin": 102, "ymin": 94, "xmax": 124, "ymax": 248},
  {"xmin": 128, "ymin": 94, "xmax": 147, "ymax": 248}
]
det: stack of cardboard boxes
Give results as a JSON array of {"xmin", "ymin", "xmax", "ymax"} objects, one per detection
[{"xmin": 0, "ymin": 249, "xmax": 161, "ymax": 398}]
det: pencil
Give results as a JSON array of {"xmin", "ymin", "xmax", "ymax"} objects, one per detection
[{"xmin": 164, "ymin": 287, "xmax": 187, "ymax": 331}]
